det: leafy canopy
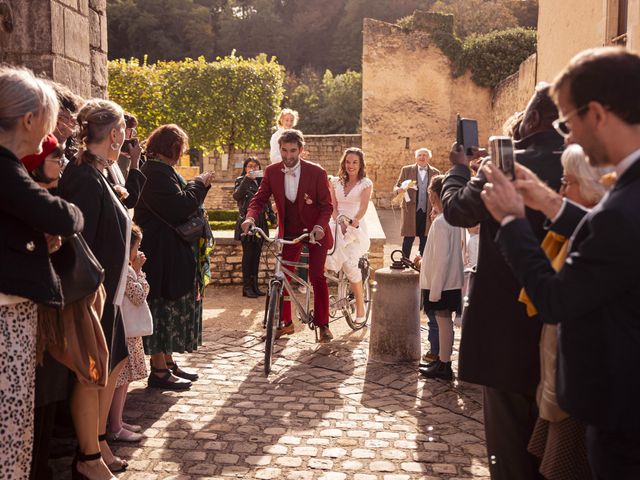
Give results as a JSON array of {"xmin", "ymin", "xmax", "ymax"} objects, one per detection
[{"xmin": 108, "ymin": 54, "xmax": 285, "ymax": 152}]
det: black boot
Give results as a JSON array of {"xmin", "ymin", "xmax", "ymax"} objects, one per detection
[
  {"xmin": 243, "ymin": 277, "xmax": 258, "ymax": 298},
  {"xmin": 252, "ymin": 276, "xmax": 266, "ymax": 296},
  {"xmin": 419, "ymin": 360, "xmax": 453, "ymax": 381}
]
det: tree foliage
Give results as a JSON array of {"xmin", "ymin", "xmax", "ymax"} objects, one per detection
[
  {"xmin": 430, "ymin": 0, "xmax": 519, "ymax": 38},
  {"xmin": 284, "ymin": 69, "xmax": 362, "ymax": 134},
  {"xmin": 108, "ymin": 55, "xmax": 285, "ymax": 152}
]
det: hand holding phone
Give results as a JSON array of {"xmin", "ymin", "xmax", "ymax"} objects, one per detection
[{"xmin": 489, "ymin": 136, "xmax": 515, "ymax": 180}]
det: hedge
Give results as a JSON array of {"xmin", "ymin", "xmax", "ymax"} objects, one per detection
[{"xmin": 108, "ymin": 54, "xmax": 285, "ymax": 153}]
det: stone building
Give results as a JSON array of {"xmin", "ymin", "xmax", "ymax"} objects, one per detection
[{"xmin": 0, "ymin": 0, "xmax": 108, "ymax": 97}]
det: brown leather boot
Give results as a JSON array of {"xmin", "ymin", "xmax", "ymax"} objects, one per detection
[{"xmin": 318, "ymin": 325, "xmax": 333, "ymax": 343}]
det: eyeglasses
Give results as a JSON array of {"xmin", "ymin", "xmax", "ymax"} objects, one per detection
[
  {"xmin": 553, "ymin": 105, "xmax": 589, "ymax": 138},
  {"xmin": 560, "ymin": 176, "xmax": 577, "ymax": 188},
  {"xmin": 46, "ymin": 157, "xmax": 65, "ymax": 167}
]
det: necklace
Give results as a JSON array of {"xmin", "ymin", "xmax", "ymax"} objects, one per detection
[{"xmin": 93, "ymin": 153, "xmax": 115, "ymax": 168}]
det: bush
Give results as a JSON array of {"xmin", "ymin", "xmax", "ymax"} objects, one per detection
[
  {"xmin": 108, "ymin": 54, "xmax": 285, "ymax": 152},
  {"xmin": 462, "ymin": 28, "xmax": 537, "ymax": 88},
  {"xmin": 209, "ymin": 220, "xmax": 237, "ymax": 231},
  {"xmin": 208, "ymin": 209, "xmax": 239, "ymax": 222}
]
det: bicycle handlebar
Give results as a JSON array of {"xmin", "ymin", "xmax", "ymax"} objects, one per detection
[{"xmin": 245, "ymin": 225, "xmax": 315, "ymax": 245}]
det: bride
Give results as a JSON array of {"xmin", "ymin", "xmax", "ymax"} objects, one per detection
[{"xmin": 326, "ymin": 148, "xmax": 373, "ymax": 323}]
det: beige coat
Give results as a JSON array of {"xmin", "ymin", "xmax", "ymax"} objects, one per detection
[{"xmin": 394, "ymin": 163, "xmax": 440, "ymax": 237}]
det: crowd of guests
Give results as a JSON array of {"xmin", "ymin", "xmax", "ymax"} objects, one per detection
[
  {"xmin": 393, "ymin": 47, "xmax": 640, "ymax": 480},
  {"xmin": 0, "ymin": 65, "xmax": 213, "ymax": 479}
]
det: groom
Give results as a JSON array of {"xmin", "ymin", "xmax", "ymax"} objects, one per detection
[{"xmin": 241, "ymin": 129, "xmax": 334, "ymax": 342}]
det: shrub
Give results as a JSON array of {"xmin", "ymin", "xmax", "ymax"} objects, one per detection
[
  {"xmin": 208, "ymin": 209, "xmax": 240, "ymax": 222},
  {"xmin": 108, "ymin": 54, "xmax": 285, "ymax": 152},
  {"xmin": 462, "ymin": 28, "xmax": 537, "ymax": 88}
]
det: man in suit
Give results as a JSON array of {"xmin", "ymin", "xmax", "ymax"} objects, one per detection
[
  {"xmin": 241, "ymin": 129, "xmax": 334, "ymax": 343},
  {"xmin": 481, "ymin": 47, "xmax": 640, "ymax": 480},
  {"xmin": 442, "ymin": 84, "xmax": 564, "ymax": 480},
  {"xmin": 394, "ymin": 148, "xmax": 440, "ymax": 259}
]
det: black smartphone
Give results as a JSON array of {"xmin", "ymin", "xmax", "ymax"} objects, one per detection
[
  {"xmin": 489, "ymin": 136, "xmax": 515, "ymax": 180},
  {"xmin": 121, "ymin": 138, "xmax": 138, "ymax": 152},
  {"xmin": 456, "ymin": 114, "xmax": 479, "ymax": 156}
]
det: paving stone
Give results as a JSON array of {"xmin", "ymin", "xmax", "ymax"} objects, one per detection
[
  {"xmin": 254, "ymin": 467, "xmax": 283, "ymax": 479},
  {"xmin": 308, "ymin": 458, "xmax": 334, "ymax": 470},
  {"xmin": 276, "ymin": 456, "xmax": 303, "ymax": 467},
  {"xmin": 245, "ymin": 455, "xmax": 272, "ymax": 466},
  {"xmin": 370, "ymin": 460, "xmax": 397, "ymax": 472},
  {"xmin": 352, "ymin": 448, "xmax": 376, "ymax": 459},
  {"xmin": 213, "ymin": 453, "xmax": 240, "ymax": 464}
]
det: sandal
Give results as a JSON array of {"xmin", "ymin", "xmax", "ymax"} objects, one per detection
[
  {"xmin": 98, "ymin": 433, "xmax": 128, "ymax": 473},
  {"xmin": 72, "ymin": 450, "xmax": 116, "ymax": 480},
  {"xmin": 107, "ymin": 427, "xmax": 143, "ymax": 443}
]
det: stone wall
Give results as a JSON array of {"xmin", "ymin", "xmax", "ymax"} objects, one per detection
[
  {"xmin": 209, "ymin": 202, "xmax": 386, "ymax": 286},
  {"xmin": 362, "ymin": 17, "xmax": 493, "ymax": 207},
  {"xmin": 201, "ymin": 134, "xmax": 362, "ymax": 211},
  {"xmin": 490, "ymin": 53, "xmax": 538, "ymax": 135},
  {"xmin": 0, "ymin": 0, "xmax": 107, "ymax": 98}
]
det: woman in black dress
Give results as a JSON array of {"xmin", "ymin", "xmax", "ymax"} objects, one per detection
[
  {"xmin": 59, "ymin": 98, "xmax": 135, "ymax": 478},
  {"xmin": 233, "ymin": 157, "xmax": 273, "ymax": 298}
]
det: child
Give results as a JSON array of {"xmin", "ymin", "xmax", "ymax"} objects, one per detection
[
  {"xmin": 107, "ymin": 224, "xmax": 149, "ymax": 441},
  {"xmin": 418, "ymin": 175, "xmax": 464, "ymax": 381}
]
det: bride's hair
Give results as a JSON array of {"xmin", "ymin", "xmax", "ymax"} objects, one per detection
[{"xmin": 337, "ymin": 147, "xmax": 366, "ymax": 185}]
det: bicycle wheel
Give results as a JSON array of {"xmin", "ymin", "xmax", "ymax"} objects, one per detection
[
  {"xmin": 344, "ymin": 265, "xmax": 371, "ymax": 330},
  {"xmin": 264, "ymin": 281, "xmax": 282, "ymax": 376}
]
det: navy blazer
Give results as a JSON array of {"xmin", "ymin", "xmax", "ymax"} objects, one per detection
[
  {"xmin": 0, "ymin": 146, "xmax": 84, "ymax": 307},
  {"xmin": 497, "ymin": 155, "xmax": 640, "ymax": 431},
  {"xmin": 441, "ymin": 130, "xmax": 564, "ymax": 395}
]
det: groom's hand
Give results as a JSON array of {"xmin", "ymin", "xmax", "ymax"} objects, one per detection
[{"xmin": 310, "ymin": 225, "xmax": 325, "ymax": 242}]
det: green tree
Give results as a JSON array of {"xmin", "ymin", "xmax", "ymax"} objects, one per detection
[
  {"xmin": 430, "ymin": 0, "xmax": 518, "ymax": 38},
  {"xmin": 108, "ymin": 54, "xmax": 285, "ymax": 152},
  {"xmin": 108, "ymin": 0, "xmax": 215, "ymax": 62}
]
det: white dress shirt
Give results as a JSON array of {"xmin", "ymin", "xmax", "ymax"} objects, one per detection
[
  {"xmin": 418, "ymin": 165, "xmax": 428, "ymax": 182},
  {"xmin": 283, "ymin": 161, "xmax": 301, "ymax": 202}
]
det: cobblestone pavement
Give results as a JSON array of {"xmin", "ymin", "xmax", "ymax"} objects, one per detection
[{"xmin": 52, "ymin": 286, "xmax": 489, "ymax": 480}]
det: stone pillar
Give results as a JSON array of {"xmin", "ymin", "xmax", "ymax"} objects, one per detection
[
  {"xmin": 368, "ymin": 267, "xmax": 421, "ymax": 363},
  {"xmin": 0, "ymin": 0, "xmax": 107, "ymax": 98}
]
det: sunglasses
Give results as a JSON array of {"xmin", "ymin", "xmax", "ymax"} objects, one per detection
[{"xmin": 552, "ymin": 105, "xmax": 589, "ymax": 138}]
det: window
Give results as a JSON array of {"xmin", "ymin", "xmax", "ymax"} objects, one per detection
[{"xmin": 611, "ymin": 0, "xmax": 628, "ymax": 45}]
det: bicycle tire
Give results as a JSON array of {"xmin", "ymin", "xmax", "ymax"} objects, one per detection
[
  {"xmin": 344, "ymin": 268, "xmax": 371, "ymax": 330},
  {"xmin": 264, "ymin": 282, "xmax": 281, "ymax": 375}
]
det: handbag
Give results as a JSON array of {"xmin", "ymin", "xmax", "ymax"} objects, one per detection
[
  {"xmin": 121, "ymin": 295, "xmax": 153, "ymax": 337},
  {"xmin": 142, "ymin": 198, "xmax": 208, "ymax": 243},
  {"xmin": 50, "ymin": 233, "xmax": 105, "ymax": 306}
]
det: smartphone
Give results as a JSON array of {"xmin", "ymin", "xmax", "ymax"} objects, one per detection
[
  {"xmin": 252, "ymin": 170, "xmax": 264, "ymax": 178},
  {"xmin": 121, "ymin": 138, "xmax": 138, "ymax": 152},
  {"xmin": 456, "ymin": 114, "xmax": 479, "ymax": 156},
  {"xmin": 489, "ymin": 136, "xmax": 515, "ymax": 180}
]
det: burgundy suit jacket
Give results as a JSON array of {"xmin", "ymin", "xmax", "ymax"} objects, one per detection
[{"xmin": 246, "ymin": 159, "xmax": 334, "ymax": 250}]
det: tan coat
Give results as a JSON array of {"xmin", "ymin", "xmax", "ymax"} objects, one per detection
[{"xmin": 394, "ymin": 163, "xmax": 440, "ymax": 237}]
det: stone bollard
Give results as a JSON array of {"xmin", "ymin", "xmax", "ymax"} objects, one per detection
[{"xmin": 369, "ymin": 267, "xmax": 421, "ymax": 363}]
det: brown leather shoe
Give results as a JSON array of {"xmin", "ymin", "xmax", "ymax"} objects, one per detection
[
  {"xmin": 317, "ymin": 326, "xmax": 333, "ymax": 343},
  {"xmin": 274, "ymin": 322, "xmax": 295, "ymax": 339}
]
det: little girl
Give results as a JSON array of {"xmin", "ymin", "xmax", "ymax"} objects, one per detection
[
  {"xmin": 418, "ymin": 175, "xmax": 464, "ymax": 381},
  {"xmin": 108, "ymin": 224, "xmax": 149, "ymax": 441}
]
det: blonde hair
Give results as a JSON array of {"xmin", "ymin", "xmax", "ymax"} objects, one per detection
[
  {"xmin": 561, "ymin": 144, "xmax": 607, "ymax": 205},
  {"xmin": 277, "ymin": 108, "xmax": 299, "ymax": 128},
  {"xmin": 75, "ymin": 99, "xmax": 124, "ymax": 164},
  {"xmin": 0, "ymin": 65, "xmax": 58, "ymax": 135}
]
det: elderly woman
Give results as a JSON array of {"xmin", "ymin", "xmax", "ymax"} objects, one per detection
[
  {"xmin": 233, "ymin": 157, "xmax": 274, "ymax": 298},
  {"xmin": 520, "ymin": 144, "xmax": 607, "ymax": 480},
  {"xmin": 0, "ymin": 66, "xmax": 84, "ymax": 479},
  {"xmin": 59, "ymin": 98, "xmax": 137, "ymax": 478},
  {"xmin": 134, "ymin": 124, "xmax": 213, "ymax": 390}
]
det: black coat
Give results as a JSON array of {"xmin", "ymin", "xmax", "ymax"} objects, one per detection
[
  {"xmin": 232, "ymin": 175, "xmax": 273, "ymax": 241},
  {"xmin": 133, "ymin": 160, "xmax": 208, "ymax": 300},
  {"xmin": 441, "ymin": 130, "xmax": 564, "ymax": 395},
  {"xmin": 58, "ymin": 161, "xmax": 129, "ymax": 304},
  {"xmin": 497, "ymin": 156, "xmax": 640, "ymax": 431},
  {"xmin": 0, "ymin": 146, "xmax": 84, "ymax": 307}
]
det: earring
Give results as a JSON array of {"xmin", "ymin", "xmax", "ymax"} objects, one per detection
[{"xmin": 110, "ymin": 142, "xmax": 120, "ymax": 151}]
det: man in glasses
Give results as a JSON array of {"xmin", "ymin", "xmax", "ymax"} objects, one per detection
[
  {"xmin": 441, "ymin": 84, "xmax": 564, "ymax": 480},
  {"xmin": 481, "ymin": 47, "xmax": 640, "ymax": 479}
]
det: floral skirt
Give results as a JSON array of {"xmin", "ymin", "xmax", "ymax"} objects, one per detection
[
  {"xmin": 0, "ymin": 301, "xmax": 37, "ymax": 479},
  {"xmin": 143, "ymin": 289, "xmax": 202, "ymax": 355},
  {"xmin": 116, "ymin": 336, "xmax": 148, "ymax": 387}
]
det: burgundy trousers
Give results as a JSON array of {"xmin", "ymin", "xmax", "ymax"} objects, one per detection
[{"xmin": 280, "ymin": 241, "xmax": 329, "ymax": 327}]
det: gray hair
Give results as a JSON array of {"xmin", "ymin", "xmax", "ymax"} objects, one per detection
[
  {"xmin": 415, "ymin": 147, "xmax": 432, "ymax": 158},
  {"xmin": 0, "ymin": 65, "xmax": 58, "ymax": 135},
  {"xmin": 561, "ymin": 144, "xmax": 607, "ymax": 205}
]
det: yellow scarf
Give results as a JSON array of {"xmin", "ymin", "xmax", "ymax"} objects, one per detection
[{"xmin": 518, "ymin": 231, "xmax": 570, "ymax": 316}]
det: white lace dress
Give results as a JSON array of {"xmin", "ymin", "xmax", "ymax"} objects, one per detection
[{"xmin": 325, "ymin": 177, "xmax": 373, "ymax": 282}]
